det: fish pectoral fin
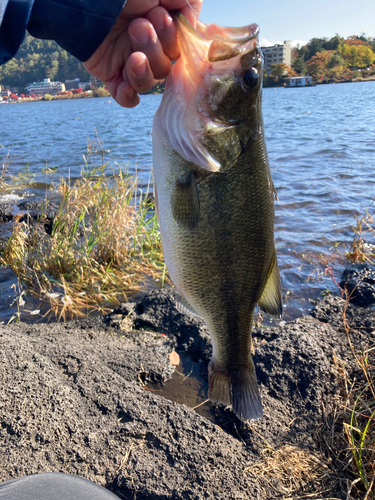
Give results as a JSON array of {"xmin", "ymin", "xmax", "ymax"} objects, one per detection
[
  {"xmin": 257, "ymin": 252, "xmax": 283, "ymax": 317},
  {"xmin": 175, "ymin": 293, "xmax": 202, "ymax": 318},
  {"xmin": 171, "ymin": 170, "xmax": 200, "ymax": 229}
]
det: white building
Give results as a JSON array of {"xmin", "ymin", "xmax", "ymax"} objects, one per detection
[
  {"xmin": 284, "ymin": 76, "xmax": 313, "ymax": 87},
  {"xmin": 25, "ymin": 78, "xmax": 65, "ymax": 96},
  {"xmin": 261, "ymin": 41, "xmax": 292, "ymax": 74}
]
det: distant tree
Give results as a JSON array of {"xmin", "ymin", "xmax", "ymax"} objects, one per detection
[
  {"xmin": 324, "ymin": 34, "xmax": 344, "ymax": 51},
  {"xmin": 305, "ymin": 38, "xmax": 326, "ymax": 60},
  {"xmin": 344, "ymin": 35, "xmax": 372, "ymax": 47},
  {"xmin": 292, "ymin": 56, "xmax": 308, "ymax": 75},
  {"xmin": 357, "ymin": 45, "xmax": 375, "ymax": 67},
  {"xmin": 297, "ymin": 45, "xmax": 309, "ymax": 60},
  {"xmin": 306, "ymin": 50, "xmax": 335, "ymax": 79},
  {"xmin": 287, "ymin": 67, "xmax": 298, "ymax": 77},
  {"xmin": 270, "ymin": 63, "xmax": 289, "ymax": 80},
  {"xmin": 0, "ymin": 35, "xmax": 89, "ymax": 91},
  {"xmin": 328, "ymin": 53, "xmax": 345, "ymax": 68},
  {"xmin": 339, "ymin": 44, "xmax": 375, "ymax": 67}
]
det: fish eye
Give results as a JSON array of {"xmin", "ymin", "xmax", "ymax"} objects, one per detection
[{"xmin": 243, "ymin": 68, "xmax": 259, "ymax": 89}]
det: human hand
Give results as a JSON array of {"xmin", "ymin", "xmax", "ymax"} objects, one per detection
[{"xmin": 83, "ymin": 0, "xmax": 202, "ymax": 108}]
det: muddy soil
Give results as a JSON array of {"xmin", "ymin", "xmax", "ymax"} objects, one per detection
[{"xmin": 1, "ymin": 290, "xmax": 374, "ymax": 499}]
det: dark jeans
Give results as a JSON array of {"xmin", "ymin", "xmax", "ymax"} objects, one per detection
[{"xmin": 0, "ymin": 473, "xmax": 119, "ymax": 500}]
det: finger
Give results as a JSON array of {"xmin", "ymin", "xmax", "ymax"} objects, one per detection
[
  {"xmin": 126, "ymin": 52, "xmax": 156, "ymax": 94},
  {"xmin": 160, "ymin": 0, "xmax": 203, "ymax": 27},
  {"xmin": 122, "ymin": 0, "xmax": 159, "ymax": 16},
  {"xmin": 147, "ymin": 6, "xmax": 179, "ymax": 61},
  {"xmin": 128, "ymin": 18, "xmax": 171, "ymax": 80},
  {"xmin": 105, "ymin": 76, "xmax": 140, "ymax": 108}
]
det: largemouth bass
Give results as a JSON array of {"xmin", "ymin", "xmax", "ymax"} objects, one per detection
[{"xmin": 152, "ymin": 13, "xmax": 282, "ymax": 421}]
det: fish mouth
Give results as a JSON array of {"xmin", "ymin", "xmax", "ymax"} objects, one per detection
[{"xmin": 172, "ymin": 12, "xmax": 259, "ymax": 63}]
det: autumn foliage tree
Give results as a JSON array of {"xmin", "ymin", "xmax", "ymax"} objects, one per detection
[
  {"xmin": 339, "ymin": 44, "xmax": 375, "ymax": 67},
  {"xmin": 306, "ymin": 50, "xmax": 335, "ymax": 79},
  {"xmin": 294, "ymin": 32, "xmax": 375, "ymax": 82},
  {"xmin": 270, "ymin": 63, "xmax": 289, "ymax": 80}
]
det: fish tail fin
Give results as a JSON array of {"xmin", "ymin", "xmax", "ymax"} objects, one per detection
[{"xmin": 208, "ymin": 360, "xmax": 263, "ymax": 421}]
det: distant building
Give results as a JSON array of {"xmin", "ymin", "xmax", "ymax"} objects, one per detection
[
  {"xmin": 0, "ymin": 89, "xmax": 11, "ymax": 97},
  {"xmin": 284, "ymin": 76, "xmax": 313, "ymax": 87},
  {"xmin": 65, "ymin": 78, "xmax": 81, "ymax": 90},
  {"xmin": 79, "ymin": 81, "xmax": 91, "ymax": 91},
  {"xmin": 89, "ymin": 75, "xmax": 101, "ymax": 89},
  {"xmin": 261, "ymin": 41, "xmax": 292, "ymax": 74},
  {"xmin": 26, "ymin": 78, "xmax": 65, "ymax": 95}
]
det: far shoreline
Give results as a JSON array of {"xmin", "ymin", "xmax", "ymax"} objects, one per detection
[{"xmin": 2, "ymin": 77, "xmax": 375, "ymax": 104}]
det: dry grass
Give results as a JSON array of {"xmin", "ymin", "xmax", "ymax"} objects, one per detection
[
  {"xmin": 340, "ymin": 296, "xmax": 375, "ymax": 498},
  {"xmin": 346, "ymin": 204, "xmax": 375, "ymax": 264},
  {"xmin": 0, "ymin": 144, "xmax": 166, "ymax": 320},
  {"xmin": 0, "ymin": 151, "xmax": 11, "ymax": 188},
  {"xmin": 316, "ymin": 287, "xmax": 375, "ymax": 500},
  {"xmin": 244, "ymin": 443, "xmax": 335, "ymax": 499}
]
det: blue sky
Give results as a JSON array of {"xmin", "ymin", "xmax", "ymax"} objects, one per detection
[{"xmin": 199, "ymin": 0, "xmax": 375, "ymax": 47}]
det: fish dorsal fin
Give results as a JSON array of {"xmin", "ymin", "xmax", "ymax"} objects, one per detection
[
  {"xmin": 171, "ymin": 169, "xmax": 200, "ymax": 229},
  {"xmin": 175, "ymin": 293, "xmax": 201, "ymax": 318},
  {"xmin": 257, "ymin": 252, "xmax": 283, "ymax": 317}
]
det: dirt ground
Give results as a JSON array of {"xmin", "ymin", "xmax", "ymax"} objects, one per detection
[{"xmin": 1, "ymin": 289, "xmax": 374, "ymax": 499}]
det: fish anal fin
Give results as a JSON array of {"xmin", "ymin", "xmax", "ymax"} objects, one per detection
[
  {"xmin": 258, "ymin": 252, "xmax": 283, "ymax": 317},
  {"xmin": 208, "ymin": 359, "xmax": 263, "ymax": 421},
  {"xmin": 175, "ymin": 293, "xmax": 201, "ymax": 318},
  {"xmin": 171, "ymin": 169, "xmax": 200, "ymax": 229}
]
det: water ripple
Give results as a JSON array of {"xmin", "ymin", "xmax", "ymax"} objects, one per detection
[{"xmin": 0, "ymin": 82, "xmax": 374, "ymax": 320}]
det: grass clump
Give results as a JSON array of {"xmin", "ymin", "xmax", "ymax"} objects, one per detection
[
  {"xmin": 346, "ymin": 203, "xmax": 375, "ymax": 264},
  {"xmin": 316, "ymin": 288, "xmax": 375, "ymax": 500},
  {"xmin": 341, "ymin": 296, "xmax": 375, "ymax": 499},
  {"xmin": 244, "ymin": 443, "xmax": 332, "ymax": 498},
  {"xmin": 0, "ymin": 161, "xmax": 166, "ymax": 320}
]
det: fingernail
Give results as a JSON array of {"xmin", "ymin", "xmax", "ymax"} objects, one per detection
[
  {"xmin": 152, "ymin": 12, "xmax": 166, "ymax": 30},
  {"xmin": 133, "ymin": 59, "xmax": 147, "ymax": 78},
  {"xmin": 126, "ymin": 88, "xmax": 135, "ymax": 99},
  {"xmin": 132, "ymin": 24, "xmax": 150, "ymax": 44}
]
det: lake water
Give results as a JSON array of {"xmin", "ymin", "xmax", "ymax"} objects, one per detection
[{"xmin": 1, "ymin": 81, "xmax": 375, "ymax": 324}]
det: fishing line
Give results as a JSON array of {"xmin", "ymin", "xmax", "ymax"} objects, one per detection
[{"xmin": 185, "ymin": 0, "xmax": 199, "ymax": 18}]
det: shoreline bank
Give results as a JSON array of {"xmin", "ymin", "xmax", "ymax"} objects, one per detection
[{"xmin": 0, "ymin": 289, "xmax": 374, "ymax": 498}]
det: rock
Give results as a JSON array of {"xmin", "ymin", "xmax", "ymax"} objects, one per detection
[
  {"xmin": 0, "ymin": 201, "xmax": 13, "ymax": 221},
  {"xmin": 0, "ymin": 318, "xmax": 259, "ymax": 500},
  {"xmin": 0, "ymin": 197, "xmax": 59, "ymax": 234},
  {"xmin": 340, "ymin": 265, "xmax": 375, "ymax": 307}
]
